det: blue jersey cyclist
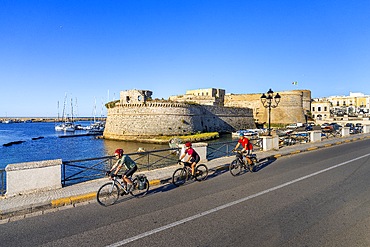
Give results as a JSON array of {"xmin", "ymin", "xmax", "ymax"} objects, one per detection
[{"xmin": 107, "ymin": 148, "xmax": 137, "ymax": 192}]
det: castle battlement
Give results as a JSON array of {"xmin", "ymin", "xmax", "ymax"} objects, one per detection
[{"xmin": 115, "ymin": 102, "xmax": 190, "ymax": 108}]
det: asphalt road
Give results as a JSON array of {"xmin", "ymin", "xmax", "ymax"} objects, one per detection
[{"xmin": 1, "ymin": 139, "xmax": 370, "ymax": 247}]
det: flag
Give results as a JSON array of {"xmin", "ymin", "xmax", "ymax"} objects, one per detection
[{"xmin": 292, "ymin": 81, "xmax": 298, "ymax": 85}]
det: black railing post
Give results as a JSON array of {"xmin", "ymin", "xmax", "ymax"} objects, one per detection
[
  {"xmin": 62, "ymin": 162, "xmax": 66, "ymax": 187},
  {"xmin": 147, "ymin": 153, "xmax": 150, "ymax": 170}
]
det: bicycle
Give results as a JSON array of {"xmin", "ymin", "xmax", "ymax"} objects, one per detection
[
  {"xmin": 97, "ymin": 173, "xmax": 149, "ymax": 206},
  {"xmin": 172, "ymin": 161, "xmax": 208, "ymax": 187},
  {"xmin": 229, "ymin": 150, "xmax": 258, "ymax": 176}
]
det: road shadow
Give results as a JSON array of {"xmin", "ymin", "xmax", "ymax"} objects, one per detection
[
  {"xmin": 109, "ymin": 157, "xmax": 278, "ymax": 206},
  {"xmin": 139, "ymin": 164, "xmax": 230, "ymax": 197},
  {"xmin": 253, "ymin": 156, "xmax": 277, "ymax": 172},
  {"xmin": 208, "ymin": 164, "xmax": 229, "ymax": 178}
]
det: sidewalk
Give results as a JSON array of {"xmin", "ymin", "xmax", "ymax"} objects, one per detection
[{"xmin": 1, "ymin": 133, "xmax": 370, "ymax": 223}]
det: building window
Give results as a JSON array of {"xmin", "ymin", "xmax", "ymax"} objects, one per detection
[
  {"xmin": 312, "ymin": 107, "xmax": 315, "ymax": 111},
  {"xmin": 126, "ymin": 96, "xmax": 130, "ymax": 103},
  {"xmin": 337, "ymin": 101, "xmax": 339, "ymax": 106},
  {"xmin": 318, "ymin": 107, "xmax": 321, "ymax": 111},
  {"xmin": 324, "ymin": 106, "xmax": 327, "ymax": 111}
]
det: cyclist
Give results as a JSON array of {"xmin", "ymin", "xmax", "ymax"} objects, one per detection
[
  {"xmin": 233, "ymin": 132, "xmax": 253, "ymax": 164},
  {"xmin": 106, "ymin": 148, "xmax": 137, "ymax": 192},
  {"xmin": 179, "ymin": 142, "xmax": 200, "ymax": 178}
]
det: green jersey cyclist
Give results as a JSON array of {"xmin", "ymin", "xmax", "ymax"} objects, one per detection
[{"xmin": 106, "ymin": 148, "xmax": 137, "ymax": 192}]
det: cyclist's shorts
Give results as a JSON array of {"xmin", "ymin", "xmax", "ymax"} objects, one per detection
[
  {"xmin": 124, "ymin": 165, "xmax": 137, "ymax": 177},
  {"xmin": 190, "ymin": 155, "xmax": 200, "ymax": 164}
]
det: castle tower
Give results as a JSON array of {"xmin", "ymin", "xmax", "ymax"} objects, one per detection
[{"xmin": 119, "ymin": 89, "xmax": 152, "ymax": 104}]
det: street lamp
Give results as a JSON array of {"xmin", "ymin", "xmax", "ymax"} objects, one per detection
[{"xmin": 260, "ymin": 88, "xmax": 281, "ymax": 136}]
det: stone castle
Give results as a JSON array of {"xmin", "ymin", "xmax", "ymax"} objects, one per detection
[{"xmin": 103, "ymin": 88, "xmax": 311, "ymax": 140}]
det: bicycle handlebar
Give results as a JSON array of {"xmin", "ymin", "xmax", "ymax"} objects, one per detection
[
  {"xmin": 109, "ymin": 173, "xmax": 123, "ymax": 179},
  {"xmin": 177, "ymin": 160, "xmax": 192, "ymax": 166}
]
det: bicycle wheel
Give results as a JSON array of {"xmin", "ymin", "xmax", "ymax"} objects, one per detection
[
  {"xmin": 195, "ymin": 164, "xmax": 208, "ymax": 181},
  {"xmin": 130, "ymin": 177, "xmax": 149, "ymax": 198},
  {"xmin": 172, "ymin": 168, "xmax": 188, "ymax": 187},
  {"xmin": 97, "ymin": 182, "xmax": 119, "ymax": 206},
  {"xmin": 229, "ymin": 159, "xmax": 242, "ymax": 176}
]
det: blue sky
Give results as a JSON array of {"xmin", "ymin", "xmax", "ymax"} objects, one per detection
[{"xmin": 1, "ymin": 0, "xmax": 370, "ymax": 117}]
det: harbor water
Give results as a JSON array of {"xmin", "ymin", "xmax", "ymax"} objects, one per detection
[{"xmin": 0, "ymin": 121, "xmax": 170, "ymax": 170}]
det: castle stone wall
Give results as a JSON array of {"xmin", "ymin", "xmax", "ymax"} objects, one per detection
[{"xmin": 104, "ymin": 102, "xmax": 254, "ymax": 139}]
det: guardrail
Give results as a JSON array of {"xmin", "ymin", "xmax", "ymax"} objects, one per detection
[
  {"xmin": 62, "ymin": 147, "xmax": 180, "ymax": 186},
  {"xmin": 206, "ymin": 138, "xmax": 263, "ymax": 160}
]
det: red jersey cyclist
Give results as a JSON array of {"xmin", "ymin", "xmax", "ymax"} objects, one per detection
[
  {"xmin": 233, "ymin": 133, "xmax": 253, "ymax": 164},
  {"xmin": 106, "ymin": 148, "xmax": 137, "ymax": 192},
  {"xmin": 179, "ymin": 142, "xmax": 200, "ymax": 178}
]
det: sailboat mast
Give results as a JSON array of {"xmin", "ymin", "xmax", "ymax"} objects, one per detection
[
  {"xmin": 70, "ymin": 98, "xmax": 74, "ymax": 123},
  {"xmin": 94, "ymin": 97, "xmax": 97, "ymax": 123},
  {"xmin": 62, "ymin": 93, "xmax": 67, "ymax": 122}
]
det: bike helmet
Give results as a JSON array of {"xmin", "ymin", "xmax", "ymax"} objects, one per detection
[
  {"xmin": 114, "ymin": 148, "xmax": 124, "ymax": 156},
  {"xmin": 239, "ymin": 132, "xmax": 244, "ymax": 137},
  {"xmin": 185, "ymin": 142, "xmax": 192, "ymax": 147}
]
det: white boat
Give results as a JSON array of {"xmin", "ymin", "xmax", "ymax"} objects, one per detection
[
  {"xmin": 86, "ymin": 121, "xmax": 105, "ymax": 134},
  {"xmin": 63, "ymin": 122, "xmax": 76, "ymax": 132},
  {"xmin": 86, "ymin": 98, "xmax": 106, "ymax": 134},
  {"xmin": 54, "ymin": 95, "xmax": 76, "ymax": 132},
  {"xmin": 55, "ymin": 124, "xmax": 64, "ymax": 131},
  {"xmin": 3, "ymin": 119, "xmax": 13, "ymax": 124},
  {"xmin": 232, "ymin": 129, "xmax": 260, "ymax": 137}
]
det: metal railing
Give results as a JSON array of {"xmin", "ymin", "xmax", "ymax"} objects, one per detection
[
  {"xmin": 62, "ymin": 147, "xmax": 180, "ymax": 186},
  {"xmin": 279, "ymin": 132, "xmax": 310, "ymax": 146},
  {"xmin": 206, "ymin": 138, "xmax": 263, "ymax": 160}
]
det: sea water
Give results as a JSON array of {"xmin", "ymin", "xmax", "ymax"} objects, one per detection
[{"xmin": 0, "ymin": 121, "xmax": 169, "ymax": 170}]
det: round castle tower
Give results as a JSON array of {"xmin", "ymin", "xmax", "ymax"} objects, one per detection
[{"xmin": 224, "ymin": 89, "xmax": 311, "ymax": 125}]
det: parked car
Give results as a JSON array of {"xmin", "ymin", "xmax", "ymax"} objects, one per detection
[
  {"xmin": 286, "ymin": 122, "xmax": 304, "ymax": 129},
  {"xmin": 345, "ymin": 123, "xmax": 358, "ymax": 134},
  {"xmin": 329, "ymin": 123, "xmax": 342, "ymax": 131},
  {"xmin": 355, "ymin": 123, "xmax": 363, "ymax": 133},
  {"xmin": 321, "ymin": 123, "xmax": 330, "ymax": 129}
]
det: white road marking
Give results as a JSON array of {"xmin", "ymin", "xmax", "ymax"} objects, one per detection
[{"xmin": 106, "ymin": 153, "xmax": 370, "ymax": 246}]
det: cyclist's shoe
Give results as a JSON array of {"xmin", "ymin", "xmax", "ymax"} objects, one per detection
[{"xmin": 127, "ymin": 184, "xmax": 133, "ymax": 192}]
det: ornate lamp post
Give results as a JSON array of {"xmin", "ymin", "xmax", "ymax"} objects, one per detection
[{"xmin": 260, "ymin": 88, "xmax": 281, "ymax": 136}]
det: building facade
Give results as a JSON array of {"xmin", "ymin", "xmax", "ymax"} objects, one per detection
[{"xmin": 311, "ymin": 92, "xmax": 370, "ymax": 121}]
